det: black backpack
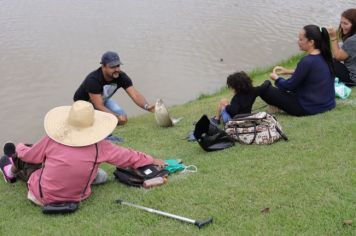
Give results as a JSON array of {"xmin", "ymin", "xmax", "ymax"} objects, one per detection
[
  {"xmin": 193, "ymin": 115, "xmax": 235, "ymax": 152},
  {"xmin": 113, "ymin": 164, "xmax": 169, "ymax": 187}
]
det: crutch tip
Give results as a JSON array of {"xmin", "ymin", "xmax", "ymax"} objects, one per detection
[
  {"xmin": 115, "ymin": 199, "xmax": 123, "ymax": 204},
  {"xmin": 195, "ymin": 217, "xmax": 213, "ymax": 229}
]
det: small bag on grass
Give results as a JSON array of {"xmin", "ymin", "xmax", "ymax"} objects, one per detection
[
  {"xmin": 113, "ymin": 164, "xmax": 169, "ymax": 187},
  {"xmin": 193, "ymin": 115, "xmax": 235, "ymax": 152},
  {"xmin": 225, "ymin": 112, "xmax": 288, "ymax": 144},
  {"xmin": 335, "ymin": 77, "xmax": 351, "ymax": 99}
]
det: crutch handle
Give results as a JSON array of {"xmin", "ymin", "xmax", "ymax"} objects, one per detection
[{"xmin": 195, "ymin": 217, "xmax": 213, "ymax": 228}]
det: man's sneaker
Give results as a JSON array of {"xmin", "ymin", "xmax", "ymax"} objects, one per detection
[
  {"xmin": 0, "ymin": 155, "xmax": 16, "ymax": 183},
  {"xmin": 4, "ymin": 142, "xmax": 16, "ymax": 156},
  {"xmin": 105, "ymin": 134, "xmax": 124, "ymax": 143}
]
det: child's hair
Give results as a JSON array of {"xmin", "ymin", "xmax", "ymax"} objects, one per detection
[{"xmin": 226, "ymin": 71, "xmax": 253, "ymax": 93}]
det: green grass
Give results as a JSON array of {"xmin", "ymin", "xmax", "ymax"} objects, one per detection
[{"xmin": 1, "ymin": 54, "xmax": 355, "ymax": 235}]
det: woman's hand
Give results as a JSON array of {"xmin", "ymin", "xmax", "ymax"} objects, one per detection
[
  {"xmin": 274, "ymin": 66, "xmax": 290, "ymax": 75},
  {"xmin": 273, "ymin": 66, "xmax": 294, "ymax": 75},
  {"xmin": 327, "ymin": 27, "xmax": 337, "ymax": 39},
  {"xmin": 152, "ymin": 159, "xmax": 167, "ymax": 168},
  {"xmin": 269, "ymin": 72, "xmax": 279, "ymax": 81}
]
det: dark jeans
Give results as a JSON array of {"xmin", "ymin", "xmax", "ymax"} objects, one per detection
[
  {"xmin": 12, "ymin": 155, "xmax": 42, "ymax": 182},
  {"xmin": 333, "ymin": 59, "xmax": 355, "ymax": 86},
  {"xmin": 259, "ymin": 80, "xmax": 309, "ymax": 117}
]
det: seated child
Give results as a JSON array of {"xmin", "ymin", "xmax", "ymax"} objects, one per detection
[{"xmin": 211, "ymin": 71, "xmax": 266, "ymax": 124}]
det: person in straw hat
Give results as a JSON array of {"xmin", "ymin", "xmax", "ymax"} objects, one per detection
[{"xmin": 0, "ymin": 100, "xmax": 165, "ymax": 206}]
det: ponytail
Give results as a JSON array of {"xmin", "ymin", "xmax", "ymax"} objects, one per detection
[
  {"xmin": 320, "ymin": 27, "xmax": 334, "ymax": 75},
  {"xmin": 303, "ymin": 25, "xmax": 334, "ymax": 75}
]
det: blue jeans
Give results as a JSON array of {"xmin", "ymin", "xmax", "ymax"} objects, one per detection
[
  {"xmin": 92, "ymin": 168, "xmax": 108, "ymax": 185},
  {"xmin": 104, "ymin": 99, "xmax": 126, "ymax": 116},
  {"xmin": 221, "ymin": 109, "xmax": 232, "ymax": 124}
]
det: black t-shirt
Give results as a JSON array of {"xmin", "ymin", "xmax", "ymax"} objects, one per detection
[
  {"xmin": 73, "ymin": 68, "xmax": 133, "ymax": 101},
  {"xmin": 225, "ymin": 86, "xmax": 264, "ymax": 117}
]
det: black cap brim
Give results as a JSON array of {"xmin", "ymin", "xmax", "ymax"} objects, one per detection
[{"xmin": 107, "ymin": 60, "xmax": 123, "ymax": 67}]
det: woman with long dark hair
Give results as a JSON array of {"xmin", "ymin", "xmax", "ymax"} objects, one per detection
[
  {"xmin": 260, "ymin": 25, "xmax": 335, "ymax": 116},
  {"xmin": 328, "ymin": 8, "xmax": 356, "ymax": 86}
]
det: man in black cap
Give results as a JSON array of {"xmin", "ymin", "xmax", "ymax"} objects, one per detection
[{"xmin": 73, "ymin": 51, "xmax": 155, "ymax": 125}]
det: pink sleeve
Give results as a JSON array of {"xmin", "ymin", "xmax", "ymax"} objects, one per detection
[
  {"xmin": 99, "ymin": 140, "xmax": 154, "ymax": 169},
  {"xmin": 16, "ymin": 136, "xmax": 50, "ymax": 164}
]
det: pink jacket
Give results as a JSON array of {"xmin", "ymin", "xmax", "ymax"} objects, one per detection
[{"xmin": 16, "ymin": 136, "xmax": 154, "ymax": 205}]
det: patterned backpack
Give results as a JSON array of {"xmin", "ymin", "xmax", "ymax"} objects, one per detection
[{"xmin": 224, "ymin": 112, "xmax": 288, "ymax": 144}]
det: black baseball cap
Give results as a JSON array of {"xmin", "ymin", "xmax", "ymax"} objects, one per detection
[{"xmin": 100, "ymin": 51, "xmax": 123, "ymax": 67}]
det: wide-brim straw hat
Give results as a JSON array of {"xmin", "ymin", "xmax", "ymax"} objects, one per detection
[{"xmin": 44, "ymin": 100, "xmax": 118, "ymax": 147}]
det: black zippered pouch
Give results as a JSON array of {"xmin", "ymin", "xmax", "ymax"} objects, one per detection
[
  {"xmin": 113, "ymin": 164, "xmax": 169, "ymax": 187},
  {"xmin": 42, "ymin": 202, "xmax": 79, "ymax": 214}
]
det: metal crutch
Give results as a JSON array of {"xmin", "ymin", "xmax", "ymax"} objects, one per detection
[{"xmin": 116, "ymin": 199, "xmax": 213, "ymax": 229}]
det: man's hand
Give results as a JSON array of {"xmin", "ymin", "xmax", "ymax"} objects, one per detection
[
  {"xmin": 152, "ymin": 159, "xmax": 167, "ymax": 168},
  {"xmin": 117, "ymin": 115, "xmax": 127, "ymax": 125},
  {"xmin": 147, "ymin": 104, "xmax": 155, "ymax": 112}
]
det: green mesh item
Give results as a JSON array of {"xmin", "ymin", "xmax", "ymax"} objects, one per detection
[
  {"xmin": 164, "ymin": 159, "xmax": 185, "ymax": 174},
  {"xmin": 335, "ymin": 77, "xmax": 351, "ymax": 99}
]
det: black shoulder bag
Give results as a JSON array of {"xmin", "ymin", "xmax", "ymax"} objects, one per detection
[
  {"xmin": 193, "ymin": 115, "xmax": 235, "ymax": 152},
  {"xmin": 113, "ymin": 164, "xmax": 169, "ymax": 187}
]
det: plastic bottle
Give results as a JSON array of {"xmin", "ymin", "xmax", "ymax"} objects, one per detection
[{"xmin": 143, "ymin": 177, "xmax": 167, "ymax": 188}]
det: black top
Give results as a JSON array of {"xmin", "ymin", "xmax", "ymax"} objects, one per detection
[
  {"xmin": 73, "ymin": 67, "xmax": 133, "ymax": 101},
  {"xmin": 225, "ymin": 86, "xmax": 264, "ymax": 117}
]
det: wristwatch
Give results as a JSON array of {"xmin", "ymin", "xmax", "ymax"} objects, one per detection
[{"xmin": 144, "ymin": 104, "xmax": 149, "ymax": 110}]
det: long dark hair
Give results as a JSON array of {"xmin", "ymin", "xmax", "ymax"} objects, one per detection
[
  {"xmin": 303, "ymin": 24, "xmax": 334, "ymax": 75},
  {"xmin": 226, "ymin": 71, "xmax": 253, "ymax": 93},
  {"xmin": 339, "ymin": 8, "xmax": 356, "ymax": 41}
]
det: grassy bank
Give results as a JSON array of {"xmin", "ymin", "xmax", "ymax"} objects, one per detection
[{"xmin": 1, "ymin": 54, "xmax": 355, "ymax": 235}]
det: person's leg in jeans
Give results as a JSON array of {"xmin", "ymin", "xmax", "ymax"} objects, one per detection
[
  {"xmin": 220, "ymin": 109, "xmax": 232, "ymax": 124},
  {"xmin": 104, "ymin": 98, "xmax": 127, "ymax": 125},
  {"xmin": 211, "ymin": 98, "xmax": 229, "ymax": 125},
  {"xmin": 92, "ymin": 168, "xmax": 108, "ymax": 185},
  {"xmin": 103, "ymin": 99, "xmax": 126, "ymax": 141},
  {"xmin": 333, "ymin": 59, "xmax": 354, "ymax": 86},
  {"xmin": 259, "ymin": 80, "xmax": 308, "ymax": 116}
]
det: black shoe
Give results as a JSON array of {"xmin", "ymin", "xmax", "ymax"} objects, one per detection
[
  {"xmin": 0, "ymin": 155, "xmax": 16, "ymax": 183},
  {"xmin": 3, "ymin": 142, "xmax": 16, "ymax": 157}
]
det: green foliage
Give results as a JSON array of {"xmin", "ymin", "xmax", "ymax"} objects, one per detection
[{"xmin": 1, "ymin": 54, "xmax": 355, "ymax": 235}]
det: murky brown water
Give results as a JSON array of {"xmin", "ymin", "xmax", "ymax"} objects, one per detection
[{"xmin": 0, "ymin": 0, "xmax": 354, "ymax": 145}]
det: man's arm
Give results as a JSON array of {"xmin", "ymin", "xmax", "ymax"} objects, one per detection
[
  {"xmin": 125, "ymin": 86, "xmax": 155, "ymax": 112},
  {"xmin": 89, "ymin": 93, "xmax": 123, "ymax": 124}
]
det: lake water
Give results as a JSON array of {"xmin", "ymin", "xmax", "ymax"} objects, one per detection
[{"xmin": 0, "ymin": 0, "xmax": 354, "ymax": 145}]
